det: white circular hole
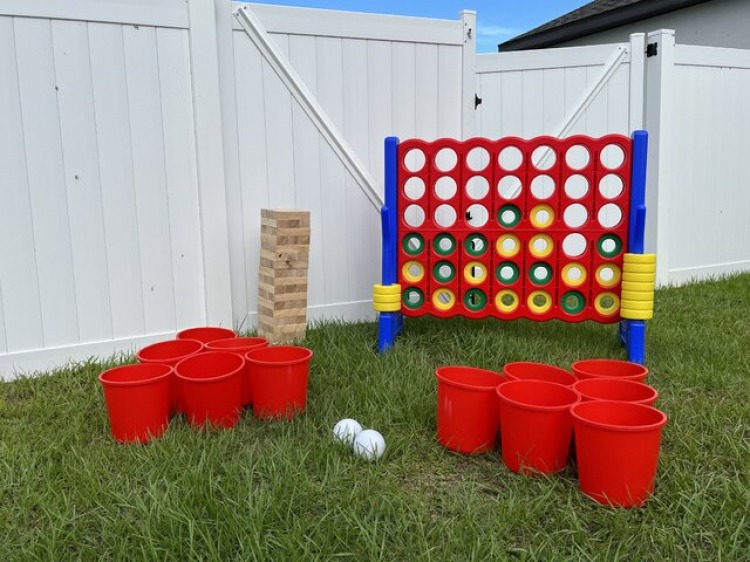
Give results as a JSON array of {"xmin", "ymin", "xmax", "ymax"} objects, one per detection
[
  {"xmin": 406, "ymin": 237, "xmax": 422, "ymax": 253},
  {"xmin": 530, "ymin": 175, "xmax": 555, "ymax": 200},
  {"xmin": 466, "ymin": 204, "xmax": 489, "ymax": 228},
  {"xmin": 404, "ymin": 204, "xmax": 425, "ymax": 227},
  {"xmin": 465, "ymin": 176, "xmax": 490, "ymax": 200},
  {"xmin": 533, "ymin": 265, "xmax": 548, "ymax": 281},
  {"xmin": 600, "ymin": 144, "xmax": 625, "ymax": 169},
  {"xmin": 437, "ymin": 237, "xmax": 454, "ymax": 253},
  {"xmin": 567, "ymin": 266, "xmax": 582, "ymax": 281},
  {"xmin": 435, "ymin": 148, "xmax": 457, "ymax": 172},
  {"xmin": 565, "ymin": 145, "xmax": 590, "ymax": 170},
  {"xmin": 531, "ymin": 146, "xmax": 556, "ymax": 171},
  {"xmin": 598, "ymin": 203, "xmax": 623, "ymax": 228},
  {"xmin": 404, "ymin": 149, "xmax": 425, "ymax": 172},
  {"xmin": 563, "ymin": 233, "xmax": 587, "ymax": 258},
  {"xmin": 408, "ymin": 263, "xmax": 422, "ymax": 277},
  {"xmin": 499, "ymin": 146, "xmax": 523, "ymax": 171},
  {"xmin": 564, "ymin": 174, "xmax": 589, "ymax": 200},
  {"xmin": 437, "ymin": 264, "xmax": 452, "ymax": 279},
  {"xmin": 498, "ymin": 175, "xmax": 522, "ymax": 199},
  {"xmin": 599, "ymin": 174, "xmax": 624, "ymax": 199},
  {"xmin": 434, "ymin": 204, "xmax": 457, "ymax": 228},
  {"xmin": 404, "ymin": 177, "xmax": 425, "ymax": 200},
  {"xmin": 564, "ymin": 204, "xmax": 588, "ymax": 228},
  {"xmin": 601, "ymin": 238, "xmax": 616, "ymax": 254},
  {"xmin": 467, "ymin": 147, "xmax": 490, "ymax": 171},
  {"xmin": 435, "ymin": 176, "xmax": 457, "ymax": 200},
  {"xmin": 500, "ymin": 265, "xmax": 515, "ymax": 280}
]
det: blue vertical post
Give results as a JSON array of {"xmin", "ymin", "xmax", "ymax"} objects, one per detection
[
  {"xmin": 622, "ymin": 130, "xmax": 648, "ymax": 364},
  {"xmin": 379, "ymin": 136, "xmax": 401, "ymax": 353}
]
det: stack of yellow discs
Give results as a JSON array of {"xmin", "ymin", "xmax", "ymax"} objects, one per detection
[
  {"xmin": 373, "ymin": 284, "xmax": 402, "ymax": 312},
  {"xmin": 620, "ymin": 254, "xmax": 656, "ymax": 320}
]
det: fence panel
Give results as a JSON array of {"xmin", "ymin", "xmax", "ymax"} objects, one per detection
[
  {"xmin": 475, "ymin": 44, "xmax": 632, "ymax": 139},
  {"xmin": 667, "ymin": 45, "xmax": 750, "ymax": 282},
  {"xmin": 0, "ymin": 4, "xmax": 203, "ymax": 377},
  {"xmin": 226, "ymin": 3, "xmax": 468, "ymax": 326}
]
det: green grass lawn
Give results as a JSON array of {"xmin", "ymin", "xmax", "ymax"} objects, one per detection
[{"xmin": 1, "ymin": 274, "xmax": 749, "ymax": 561}]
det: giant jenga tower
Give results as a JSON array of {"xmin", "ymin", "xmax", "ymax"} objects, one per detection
[{"xmin": 258, "ymin": 209, "xmax": 310, "ymax": 343}]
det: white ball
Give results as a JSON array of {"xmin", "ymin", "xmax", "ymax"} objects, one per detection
[
  {"xmin": 353, "ymin": 429, "xmax": 386, "ymax": 461},
  {"xmin": 333, "ymin": 418, "xmax": 363, "ymax": 446}
]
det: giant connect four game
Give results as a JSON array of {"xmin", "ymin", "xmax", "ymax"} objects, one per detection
[{"xmin": 374, "ymin": 132, "xmax": 655, "ymax": 362}]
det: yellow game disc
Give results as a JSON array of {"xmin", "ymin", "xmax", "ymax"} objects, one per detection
[
  {"xmin": 594, "ymin": 292, "xmax": 620, "ymax": 316},
  {"xmin": 595, "ymin": 263, "xmax": 622, "ymax": 288},
  {"xmin": 432, "ymin": 288, "xmax": 456, "ymax": 311},
  {"xmin": 620, "ymin": 308, "xmax": 654, "ymax": 320},
  {"xmin": 496, "ymin": 234, "xmax": 520, "ymax": 258},
  {"xmin": 621, "ymin": 280, "xmax": 655, "ymax": 293},
  {"xmin": 623, "ymin": 253, "xmax": 656, "ymax": 264},
  {"xmin": 528, "ymin": 234, "xmax": 554, "ymax": 258},
  {"xmin": 561, "ymin": 262, "xmax": 588, "ymax": 287},
  {"xmin": 622, "ymin": 262, "xmax": 657, "ymax": 274},
  {"xmin": 495, "ymin": 290, "xmax": 519, "ymax": 313},
  {"xmin": 622, "ymin": 272, "xmax": 656, "ymax": 283},
  {"xmin": 620, "ymin": 290, "xmax": 654, "ymax": 302},
  {"xmin": 527, "ymin": 290, "xmax": 552, "ymax": 314},
  {"xmin": 463, "ymin": 261, "xmax": 488, "ymax": 285},
  {"xmin": 401, "ymin": 261, "xmax": 425, "ymax": 283},
  {"xmin": 619, "ymin": 299, "xmax": 654, "ymax": 311},
  {"xmin": 373, "ymin": 294, "xmax": 402, "ymax": 304},
  {"xmin": 373, "ymin": 284, "xmax": 401, "ymax": 295},
  {"xmin": 530, "ymin": 204, "xmax": 555, "ymax": 229}
]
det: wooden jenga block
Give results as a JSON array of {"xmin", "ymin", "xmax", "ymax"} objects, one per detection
[{"xmin": 258, "ymin": 210, "xmax": 310, "ymax": 343}]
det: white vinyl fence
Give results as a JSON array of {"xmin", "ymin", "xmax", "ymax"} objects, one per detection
[
  {"xmin": 0, "ymin": 0, "xmax": 474, "ymax": 378},
  {"xmin": 1, "ymin": 0, "xmax": 749, "ymax": 379}
]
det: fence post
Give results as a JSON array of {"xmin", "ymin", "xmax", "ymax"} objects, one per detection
[
  {"xmin": 460, "ymin": 10, "xmax": 477, "ymax": 140},
  {"xmin": 628, "ymin": 32, "xmax": 646, "ymax": 131},
  {"xmin": 187, "ymin": 0, "xmax": 234, "ymax": 325},
  {"xmin": 643, "ymin": 29, "xmax": 675, "ymax": 286}
]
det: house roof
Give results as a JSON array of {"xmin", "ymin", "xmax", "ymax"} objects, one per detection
[{"xmin": 499, "ymin": 0, "xmax": 712, "ymax": 51}]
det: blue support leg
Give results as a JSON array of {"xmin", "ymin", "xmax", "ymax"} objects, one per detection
[
  {"xmin": 626, "ymin": 320, "xmax": 646, "ymax": 365},
  {"xmin": 378, "ymin": 312, "xmax": 400, "ymax": 353}
]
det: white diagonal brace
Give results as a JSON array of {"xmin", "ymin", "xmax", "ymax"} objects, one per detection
[
  {"xmin": 510, "ymin": 44, "xmax": 629, "ymax": 198},
  {"xmin": 234, "ymin": 4, "xmax": 383, "ymax": 210}
]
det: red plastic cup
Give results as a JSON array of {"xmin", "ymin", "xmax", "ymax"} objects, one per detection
[
  {"xmin": 573, "ymin": 378, "xmax": 658, "ymax": 406},
  {"xmin": 177, "ymin": 326, "xmax": 236, "ymax": 344},
  {"xmin": 136, "ymin": 339, "xmax": 204, "ymax": 413},
  {"xmin": 503, "ymin": 362, "xmax": 577, "ymax": 386},
  {"xmin": 204, "ymin": 337, "xmax": 269, "ymax": 406},
  {"xmin": 99, "ymin": 363, "xmax": 172, "ymax": 444},
  {"xmin": 245, "ymin": 346, "xmax": 313, "ymax": 420},
  {"xmin": 572, "ymin": 359, "xmax": 648, "ymax": 382},
  {"xmin": 175, "ymin": 351, "xmax": 244, "ymax": 429},
  {"xmin": 572, "ymin": 401, "xmax": 667, "ymax": 507},
  {"xmin": 435, "ymin": 366, "xmax": 506, "ymax": 454},
  {"xmin": 496, "ymin": 380, "xmax": 580, "ymax": 474}
]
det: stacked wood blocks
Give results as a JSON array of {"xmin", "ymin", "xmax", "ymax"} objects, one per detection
[{"xmin": 258, "ymin": 209, "xmax": 310, "ymax": 343}]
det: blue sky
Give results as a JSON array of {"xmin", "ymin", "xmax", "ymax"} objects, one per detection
[{"xmin": 249, "ymin": 0, "xmax": 592, "ymax": 52}]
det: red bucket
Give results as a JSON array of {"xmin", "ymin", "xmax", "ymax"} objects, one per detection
[
  {"xmin": 573, "ymin": 378, "xmax": 658, "ymax": 406},
  {"xmin": 435, "ymin": 366, "xmax": 505, "ymax": 454},
  {"xmin": 136, "ymin": 338, "xmax": 203, "ymax": 413},
  {"xmin": 204, "ymin": 337, "xmax": 269, "ymax": 406},
  {"xmin": 503, "ymin": 362, "xmax": 577, "ymax": 386},
  {"xmin": 496, "ymin": 380, "xmax": 580, "ymax": 474},
  {"xmin": 99, "ymin": 363, "xmax": 172, "ymax": 444},
  {"xmin": 572, "ymin": 401, "xmax": 667, "ymax": 507},
  {"xmin": 175, "ymin": 351, "xmax": 244, "ymax": 429},
  {"xmin": 177, "ymin": 326, "xmax": 236, "ymax": 344},
  {"xmin": 572, "ymin": 359, "xmax": 648, "ymax": 382},
  {"xmin": 245, "ymin": 346, "xmax": 313, "ymax": 420}
]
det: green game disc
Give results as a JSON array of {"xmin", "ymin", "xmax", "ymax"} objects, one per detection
[
  {"xmin": 464, "ymin": 289, "xmax": 487, "ymax": 311},
  {"xmin": 402, "ymin": 233, "xmax": 425, "ymax": 256},
  {"xmin": 561, "ymin": 291, "xmax": 586, "ymax": 314},
  {"xmin": 402, "ymin": 287, "xmax": 425, "ymax": 309},
  {"xmin": 464, "ymin": 233, "xmax": 488, "ymax": 256},
  {"xmin": 434, "ymin": 233, "xmax": 456, "ymax": 256}
]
